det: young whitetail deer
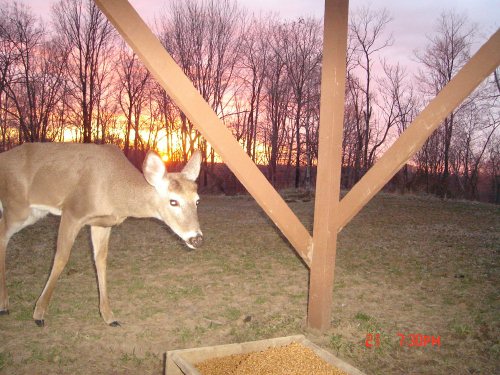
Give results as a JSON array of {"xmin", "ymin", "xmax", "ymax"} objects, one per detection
[{"xmin": 0, "ymin": 143, "xmax": 203, "ymax": 327}]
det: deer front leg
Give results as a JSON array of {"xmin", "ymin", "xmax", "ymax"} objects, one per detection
[
  {"xmin": 33, "ymin": 214, "xmax": 81, "ymax": 327},
  {"xmin": 0, "ymin": 218, "xmax": 8, "ymax": 315},
  {"xmin": 91, "ymin": 226, "xmax": 119, "ymax": 327},
  {"xmin": 0, "ymin": 208, "xmax": 28, "ymax": 315}
]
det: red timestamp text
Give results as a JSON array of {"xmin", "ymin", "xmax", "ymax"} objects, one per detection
[
  {"xmin": 365, "ymin": 333, "xmax": 441, "ymax": 348},
  {"xmin": 397, "ymin": 333, "xmax": 441, "ymax": 347}
]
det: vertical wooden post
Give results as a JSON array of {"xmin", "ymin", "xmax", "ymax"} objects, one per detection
[
  {"xmin": 96, "ymin": 0, "xmax": 499, "ymax": 333},
  {"xmin": 307, "ymin": 0, "xmax": 349, "ymax": 330}
]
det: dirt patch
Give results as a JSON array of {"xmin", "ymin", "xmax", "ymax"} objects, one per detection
[{"xmin": 0, "ymin": 193, "xmax": 498, "ymax": 374}]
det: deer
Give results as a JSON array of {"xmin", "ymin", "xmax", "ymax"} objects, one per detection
[{"xmin": 0, "ymin": 142, "xmax": 203, "ymax": 327}]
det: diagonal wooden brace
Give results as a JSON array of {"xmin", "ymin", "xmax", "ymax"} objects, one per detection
[
  {"xmin": 94, "ymin": 0, "xmax": 313, "ymax": 266},
  {"xmin": 338, "ymin": 28, "xmax": 500, "ymax": 232}
]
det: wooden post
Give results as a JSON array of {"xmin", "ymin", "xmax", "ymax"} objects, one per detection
[
  {"xmin": 95, "ymin": 0, "xmax": 500, "ymax": 332},
  {"xmin": 307, "ymin": 0, "xmax": 349, "ymax": 330}
]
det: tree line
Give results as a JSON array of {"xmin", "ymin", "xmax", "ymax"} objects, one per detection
[{"xmin": 0, "ymin": 0, "xmax": 498, "ymax": 201}]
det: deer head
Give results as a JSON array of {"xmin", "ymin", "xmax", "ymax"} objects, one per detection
[{"xmin": 142, "ymin": 150, "xmax": 203, "ymax": 249}]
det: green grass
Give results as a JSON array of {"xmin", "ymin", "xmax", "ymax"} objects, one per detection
[
  {"xmin": 0, "ymin": 192, "xmax": 498, "ymax": 374},
  {"xmin": 164, "ymin": 285, "xmax": 204, "ymax": 302},
  {"xmin": 223, "ymin": 307, "xmax": 242, "ymax": 321},
  {"xmin": 329, "ymin": 334, "xmax": 355, "ymax": 355},
  {"xmin": 0, "ymin": 352, "xmax": 12, "ymax": 370}
]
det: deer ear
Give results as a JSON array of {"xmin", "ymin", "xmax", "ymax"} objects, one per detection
[
  {"xmin": 182, "ymin": 150, "xmax": 202, "ymax": 181},
  {"xmin": 143, "ymin": 151, "xmax": 166, "ymax": 187}
]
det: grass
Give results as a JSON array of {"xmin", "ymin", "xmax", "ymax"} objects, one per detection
[
  {"xmin": 0, "ymin": 352, "xmax": 12, "ymax": 370},
  {"xmin": 0, "ymin": 192, "xmax": 498, "ymax": 374}
]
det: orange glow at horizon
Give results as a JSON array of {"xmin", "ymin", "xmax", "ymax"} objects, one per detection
[
  {"xmin": 60, "ymin": 121, "xmax": 238, "ymax": 165},
  {"xmin": 155, "ymin": 128, "xmax": 174, "ymax": 161},
  {"xmin": 63, "ymin": 127, "xmax": 80, "ymax": 142}
]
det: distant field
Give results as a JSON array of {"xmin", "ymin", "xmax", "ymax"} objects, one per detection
[{"xmin": 0, "ymin": 192, "xmax": 498, "ymax": 374}]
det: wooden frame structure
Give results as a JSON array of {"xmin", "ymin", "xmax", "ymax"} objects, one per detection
[{"xmin": 95, "ymin": 0, "xmax": 500, "ymax": 331}]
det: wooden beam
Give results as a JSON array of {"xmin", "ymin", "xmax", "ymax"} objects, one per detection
[
  {"xmin": 94, "ymin": 0, "xmax": 313, "ymax": 266},
  {"xmin": 338, "ymin": 28, "xmax": 500, "ymax": 232},
  {"xmin": 307, "ymin": 0, "xmax": 349, "ymax": 330}
]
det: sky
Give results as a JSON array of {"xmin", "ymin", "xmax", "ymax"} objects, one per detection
[{"xmin": 28, "ymin": 0, "xmax": 499, "ymax": 75}]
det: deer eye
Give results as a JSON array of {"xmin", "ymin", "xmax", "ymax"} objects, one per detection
[
  {"xmin": 196, "ymin": 199, "xmax": 200, "ymax": 206},
  {"xmin": 170, "ymin": 200, "xmax": 179, "ymax": 207}
]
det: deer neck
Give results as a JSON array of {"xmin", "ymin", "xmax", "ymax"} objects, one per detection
[{"xmin": 109, "ymin": 172, "xmax": 162, "ymax": 221}]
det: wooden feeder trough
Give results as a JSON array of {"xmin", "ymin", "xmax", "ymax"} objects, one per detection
[{"xmin": 166, "ymin": 335, "xmax": 367, "ymax": 375}]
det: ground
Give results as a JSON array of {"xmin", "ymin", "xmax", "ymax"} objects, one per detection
[{"xmin": 0, "ymin": 192, "xmax": 498, "ymax": 374}]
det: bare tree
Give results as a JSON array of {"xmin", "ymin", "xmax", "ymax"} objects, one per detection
[
  {"xmin": 0, "ymin": 1, "xmax": 17, "ymax": 149},
  {"xmin": 343, "ymin": 74, "xmax": 364, "ymax": 186},
  {"xmin": 238, "ymin": 14, "xmax": 271, "ymax": 162},
  {"xmin": 302, "ymin": 68, "xmax": 321, "ymax": 191},
  {"xmin": 281, "ymin": 17, "xmax": 322, "ymax": 188},
  {"xmin": 262, "ymin": 21, "xmax": 292, "ymax": 186},
  {"xmin": 52, "ymin": 0, "xmax": 115, "ymax": 143},
  {"xmin": 450, "ymin": 70, "xmax": 499, "ymax": 200},
  {"xmin": 378, "ymin": 60, "xmax": 418, "ymax": 192},
  {"xmin": 158, "ymin": 0, "xmax": 243, "ymax": 168},
  {"xmin": 116, "ymin": 44, "xmax": 150, "ymax": 156},
  {"xmin": 415, "ymin": 10, "xmax": 476, "ymax": 197},
  {"xmin": 1, "ymin": 2, "xmax": 67, "ymax": 143},
  {"xmin": 349, "ymin": 5, "xmax": 393, "ymax": 180},
  {"xmin": 153, "ymin": 78, "xmax": 189, "ymax": 161},
  {"xmin": 493, "ymin": 68, "xmax": 500, "ymax": 96},
  {"xmin": 485, "ymin": 132, "xmax": 500, "ymax": 203},
  {"xmin": 450, "ymin": 103, "xmax": 498, "ymax": 199}
]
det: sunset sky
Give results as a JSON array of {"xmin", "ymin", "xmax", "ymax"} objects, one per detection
[
  {"xmin": 232, "ymin": 0, "xmax": 499, "ymax": 73},
  {"xmin": 28, "ymin": 0, "xmax": 500, "ymax": 75}
]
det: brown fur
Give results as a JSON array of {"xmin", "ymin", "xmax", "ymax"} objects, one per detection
[{"xmin": 0, "ymin": 143, "xmax": 202, "ymax": 326}]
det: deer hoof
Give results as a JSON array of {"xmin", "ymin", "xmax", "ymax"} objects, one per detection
[
  {"xmin": 0, "ymin": 309, "xmax": 9, "ymax": 315},
  {"xmin": 35, "ymin": 319, "xmax": 45, "ymax": 327},
  {"xmin": 109, "ymin": 321, "xmax": 121, "ymax": 327}
]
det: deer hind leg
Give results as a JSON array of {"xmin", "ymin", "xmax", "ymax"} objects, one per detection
[
  {"xmin": 33, "ymin": 213, "xmax": 81, "ymax": 327},
  {"xmin": 91, "ymin": 226, "xmax": 119, "ymax": 327}
]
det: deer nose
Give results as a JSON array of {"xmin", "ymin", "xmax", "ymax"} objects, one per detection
[{"xmin": 187, "ymin": 234, "xmax": 203, "ymax": 249}]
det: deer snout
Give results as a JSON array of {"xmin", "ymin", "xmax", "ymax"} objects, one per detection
[{"xmin": 186, "ymin": 234, "xmax": 203, "ymax": 249}]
